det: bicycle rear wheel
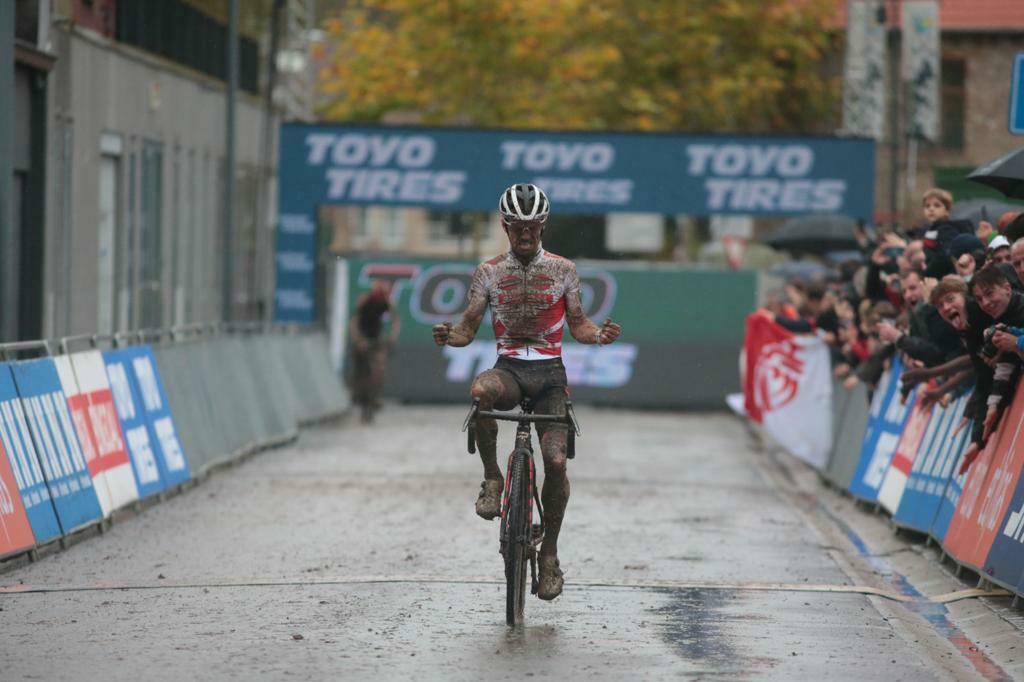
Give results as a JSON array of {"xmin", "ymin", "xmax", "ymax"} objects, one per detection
[{"xmin": 504, "ymin": 451, "xmax": 529, "ymax": 626}]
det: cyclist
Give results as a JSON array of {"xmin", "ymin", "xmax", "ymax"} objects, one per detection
[
  {"xmin": 432, "ymin": 183, "xmax": 621, "ymax": 600},
  {"xmin": 349, "ymin": 280, "xmax": 400, "ymax": 423}
]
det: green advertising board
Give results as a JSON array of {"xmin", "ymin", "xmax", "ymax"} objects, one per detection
[{"xmin": 345, "ymin": 256, "xmax": 756, "ymax": 409}]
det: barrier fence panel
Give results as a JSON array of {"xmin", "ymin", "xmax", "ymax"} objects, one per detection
[
  {"xmin": 120, "ymin": 346, "xmax": 190, "ymax": 487},
  {"xmin": 279, "ymin": 336, "xmax": 327, "ymax": 423},
  {"xmin": 52, "ymin": 355, "xmax": 114, "ymax": 516},
  {"xmin": 983, "ymin": 462, "xmax": 1024, "ymax": 591},
  {"xmin": 848, "ymin": 358, "xmax": 914, "ymax": 502},
  {"xmin": 0, "ymin": 364, "xmax": 61, "ymax": 543},
  {"xmin": 197, "ymin": 339, "xmax": 249, "ymax": 459},
  {"xmin": 190, "ymin": 339, "xmax": 239, "ymax": 467},
  {"xmin": 301, "ymin": 333, "xmax": 349, "ymax": 418},
  {"xmin": 206, "ymin": 338, "xmax": 259, "ymax": 456},
  {"xmin": 943, "ymin": 381, "xmax": 1024, "ymax": 572},
  {"xmin": 824, "ymin": 381, "xmax": 870, "ymax": 489},
  {"xmin": 267, "ymin": 335, "xmax": 308, "ymax": 424},
  {"xmin": 0, "ymin": 429, "xmax": 36, "ymax": 556},
  {"xmin": 222, "ymin": 336, "xmax": 272, "ymax": 448},
  {"xmin": 240, "ymin": 336, "xmax": 296, "ymax": 444},
  {"xmin": 976, "ymin": 387, "xmax": 1024, "ymax": 588},
  {"xmin": 102, "ymin": 349, "xmax": 167, "ymax": 498},
  {"xmin": 154, "ymin": 342, "xmax": 225, "ymax": 474},
  {"xmin": 67, "ymin": 351, "xmax": 140, "ymax": 511},
  {"xmin": 826, "ymin": 377, "xmax": 851, "ymax": 472},
  {"xmin": 930, "ymin": 426, "xmax": 972, "ymax": 544},
  {"xmin": 893, "ymin": 391, "xmax": 972, "ymax": 534},
  {"xmin": 878, "ymin": 392, "xmax": 933, "ymax": 515},
  {"xmin": 10, "ymin": 358, "xmax": 104, "ymax": 534}
]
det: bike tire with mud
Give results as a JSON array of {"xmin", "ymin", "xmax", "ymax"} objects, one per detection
[{"xmin": 505, "ymin": 451, "xmax": 529, "ymax": 626}]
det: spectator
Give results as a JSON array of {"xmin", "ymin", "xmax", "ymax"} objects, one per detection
[
  {"xmin": 989, "ymin": 235, "xmax": 1012, "ymax": 266},
  {"xmin": 930, "ymin": 276, "xmax": 995, "ymax": 471},
  {"xmin": 1011, "ymin": 237, "xmax": 1024, "ymax": 283},
  {"xmin": 978, "ymin": 219, "xmax": 996, "ymax": 244},
  {"xmin": 878, "ymin": 270, "xmax": 961, "ymax": 368},
  {"xmin": 969, "ymin": 266, "xmax": 1024, "ymax": 434},
  {"xmin": 948, "ymin": 234, "xmax": 986, "ymax": 280},
  {"xmin": 999, "ymin": 211, "xmax": 1021, "ymax": 235}
]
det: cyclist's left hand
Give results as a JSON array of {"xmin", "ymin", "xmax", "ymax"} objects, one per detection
[{"xmin": 597, "ymin": 318, "xmax": 621, "ymax": 345}]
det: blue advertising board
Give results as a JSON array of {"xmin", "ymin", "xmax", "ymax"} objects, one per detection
[
  {"xmin": 110, "ymin": 346, "xmax": 191, "ymax": 488},
  {"xmin": 0, "ymin": 364, "xmax": 62, "ymax": 543},
  {"xmin": 274, "ymin": 123, "xmax": 876, "ymax": 321},
  {"xmin": 931, "ymin": 418, "xmax": 974, "ymax": 544},
  {"xmin": 9, "ymin": 359, "xmax": 103, "ymax": 534},
  {"xmin": 848, "ymin": 358, "xmax": 914, "ymax": 502},
  {"xmin": 102, "ymin": 349, "xmax": 167, "ymax": 499},
  {"xmin": 1010, "ymin": 53, "xmax": 1024, "ymax": 135},
  {"xmin": 893, "ymin": 392, "xmax": 972, "ymax": 533},
  {"xmin": 984, "ymin": 470, "xmax": 1024, "ymax": 590}
]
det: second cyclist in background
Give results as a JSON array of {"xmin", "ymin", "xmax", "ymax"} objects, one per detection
[{"xmin": 349, "ymin": 280, "xmax": 401, "ymax": 423}]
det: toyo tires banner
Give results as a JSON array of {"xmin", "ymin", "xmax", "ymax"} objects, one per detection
[
  {"xmin": 276, "ymin": 123, "xmax": 874, "ymax": 321},
  {"xmin": 341, "ymin": 257, "xmax": 755, "ymax": 409}
]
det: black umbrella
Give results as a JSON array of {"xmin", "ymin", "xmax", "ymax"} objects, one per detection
[
  {"xmin": 768, "ymin": 260, "xmax": 836, "ymax": 283},
  {"xmin": 949, "ymin": 198, "xmax": 1022, "ymax": 227},
  {"xmin": 968, "ymin": 147, "xmax": 1024, "ymax": 199},
  {"xmin": 762, "ymin": 214, "xmax": 860, "ymax": 254}
]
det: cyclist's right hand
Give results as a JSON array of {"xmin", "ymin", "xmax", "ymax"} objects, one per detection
[{"xmin": 432, "ymin": 322, "xmax": 453, "ymax": 346}]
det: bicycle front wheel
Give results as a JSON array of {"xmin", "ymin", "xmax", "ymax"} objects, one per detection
[{"xmin": 505, "ymin": 451, "xmax": 529, "ymax": 626}]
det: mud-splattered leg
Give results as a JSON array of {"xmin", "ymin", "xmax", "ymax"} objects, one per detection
[
  {"xmin": 469, "ymin": 369, "xmax": 521, "ymax": 480},
  {"xmin": 537, "ymin": 422, "xmax": 569, "ymax": 559}
]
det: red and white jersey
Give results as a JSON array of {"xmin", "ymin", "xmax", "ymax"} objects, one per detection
[{"xmin": 470, "ymin": 248, "xmax": 581, "ymax": 360}]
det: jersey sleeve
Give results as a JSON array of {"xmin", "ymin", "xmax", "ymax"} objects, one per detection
[
  {"xmin": 468, "ymin": 263, "xmax": 492, "ymax": 308},
  {"xmin": 563, "ymin": 262, "xmax": 582, "ymax": 299}
]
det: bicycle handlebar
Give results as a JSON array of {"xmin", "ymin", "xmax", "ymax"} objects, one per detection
[{"xmin": 476, "ymin": 410, "xmax": 567, "ymax": 424}]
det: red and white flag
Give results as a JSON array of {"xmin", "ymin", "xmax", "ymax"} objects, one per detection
[{"xmin": 742, "ymin": 314, "xmax": 832, "ymax": 469}]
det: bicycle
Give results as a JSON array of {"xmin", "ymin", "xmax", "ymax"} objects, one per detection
[
  {"xmin": 350, "ymin": 339, "xmax": 391, "ymax": 423},
  {"xmin": 462, "ymin": 396, "xmax": 581, "ymax": 626}
]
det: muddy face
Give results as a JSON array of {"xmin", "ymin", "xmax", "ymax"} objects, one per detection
[{"xmin": 504, "ymin": 220, "xmax": 545, "ymax": 261}]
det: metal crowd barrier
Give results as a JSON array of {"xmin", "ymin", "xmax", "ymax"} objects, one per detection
[{"xmin": 0, "ymin": 324, "xmax": 350, "ymax": 568}]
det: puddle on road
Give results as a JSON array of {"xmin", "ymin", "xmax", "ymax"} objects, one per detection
[{"xmin": 651, "ymin": 587, "xmax": 773, "ymax": 677}]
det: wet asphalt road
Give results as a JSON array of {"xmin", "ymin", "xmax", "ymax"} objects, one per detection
[{"xmin": 0, "ymin": 406, "xmax": 1017, "ymax": 680}]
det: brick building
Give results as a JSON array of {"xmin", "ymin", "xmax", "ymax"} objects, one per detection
[{"xmin": 837, "ymin": 0, "xmax": 1024, "ymax": 227}]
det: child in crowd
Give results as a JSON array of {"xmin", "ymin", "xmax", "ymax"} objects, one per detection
[{"xmin": 919, "ymin": 187, "xmax": 976, "ymax": 279}]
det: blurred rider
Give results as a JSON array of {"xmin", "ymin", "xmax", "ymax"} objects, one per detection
[
  {"xmin": 432, "ymin": 183, "xmax": 621, "ymax": 601},
  {"xmin": 349, "ymin": 280, "xmax": 400, "ymax": 423}
]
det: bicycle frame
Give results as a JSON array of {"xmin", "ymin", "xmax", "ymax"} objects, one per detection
[{"xmin": 462, "ymin": 397, "xmax": 581, "ymax": 622}]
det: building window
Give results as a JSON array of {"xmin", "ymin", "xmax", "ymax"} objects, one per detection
[
  {"xmin": 427, "ymin": 210, "xmax": 482, "ymax": 243},
  {"xmin": 139, "ymin": 140, "xmax": 164, "ymax": 328},
  {"xmin": 97, "ymin": 133, "xmax": 123, "ymax": 335},
  {"xmin": 941, "ymin": 57, "xmax": 965, "ymax": 151},
  {"xmin": 381, "ymin": 208, "xmax": 405, "ymax": 249}
]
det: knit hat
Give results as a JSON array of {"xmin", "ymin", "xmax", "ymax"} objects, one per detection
[{"xmin": 948, "ymin": 233, "xmax": 985, "ymax": 259}]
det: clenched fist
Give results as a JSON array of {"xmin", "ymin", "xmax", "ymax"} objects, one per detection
[
  {"xmin": 432, "ymin": 322, "xmax": 453, "ymax": 346},
  {"xmin": 596, "ymin": 318, "xmax": 621, "ymax": 345}
]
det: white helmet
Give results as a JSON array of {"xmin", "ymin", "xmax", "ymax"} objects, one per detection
[{"xmin": 499, "ymin": 183, "xmax": 550, "ymax": 222}]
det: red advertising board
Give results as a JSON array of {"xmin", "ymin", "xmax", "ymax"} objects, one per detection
[
  {"xmin": 943, "ymin": 382, "xmax": 1024, "ymax": 570},
  {"xmin": 0, "ymin": 440, "xmax": 36, "ymax": 556}
]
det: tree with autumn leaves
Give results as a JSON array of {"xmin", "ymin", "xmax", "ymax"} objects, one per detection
[{"xmin": 316, "ymin": 0, "xmax": 841, "ymax": 133}]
